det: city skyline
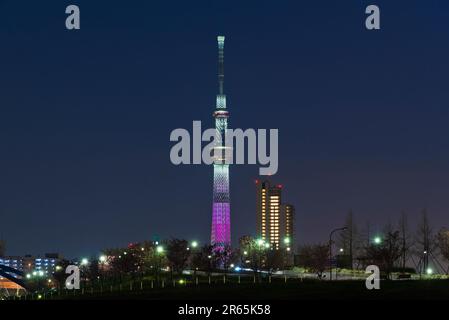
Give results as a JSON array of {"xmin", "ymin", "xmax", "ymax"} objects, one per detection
[{"xmin": 0, "ymin": 1, "xmax": 449, "ymax": 257}]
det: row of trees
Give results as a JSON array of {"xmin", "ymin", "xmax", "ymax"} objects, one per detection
[
  {"xmin": 52, "ymin": 240, "xmax": 238, "ymax": 286},
  {"xmin": 51, "ymin": 237, "xmax": 296, "ymax": 287},
  {"xmin": 296, "ymin": 210, "xmax": 449, "ymax": 279}
]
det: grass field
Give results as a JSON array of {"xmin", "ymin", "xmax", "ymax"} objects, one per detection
[{"xmin": 34, "ymin": 279, "xmax": 449, "ymax": 300}]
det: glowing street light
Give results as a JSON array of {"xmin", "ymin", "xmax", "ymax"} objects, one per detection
[
  {"xmin": 99, "ymin": 255, "xmax": 107, "ymax": 263},
  {"xmin": 329, "ymin": 226, "xmax": 348, "ymax": 281},
  {"xmin": 191, "ymin": 241, "xmax": 199, "ymax": 248},
  {"xmin": 81, "ymin": 258, "xmax": 89, "ymax": 266},
  {"xmin": 257, "ymin": 239, "xmax": 265, "ymax": 247},
  {"xmin": 426, "ymin": 268, "xmax": 433, "ymax": 275},
  {"xmin": 284, "ymin": 237, "xmax": 291, "ymax": 245},
  {"xmin": 156, "ymin": 246, "xmax": 164, "ymax": 254},
  {"xmin": 373, "ymin": 237, "xmax": 382, "ymax": 245}
]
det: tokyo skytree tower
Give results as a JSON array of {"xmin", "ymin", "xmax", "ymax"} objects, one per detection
[{"xmin": 211, "ymin": 36, "xmax": 231, "ymax": 249}]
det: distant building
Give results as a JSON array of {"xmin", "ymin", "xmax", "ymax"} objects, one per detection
[
  {"xmin": 0, "ymin": 253, "xmax": 61, "ymax": 275},
  {"xmin": 0, "ymin": 256, "xmax": 23, "ymax": 271},
  {"xmin": 33, "ymin": 253, "xmax": 61, "ymax": 274},
  {"xmin": 256, "ymin": 180, "xmax": 295, "ymax": 251}
]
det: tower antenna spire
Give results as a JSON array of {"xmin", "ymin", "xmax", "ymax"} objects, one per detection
[{"xmin": 217, "ymin": 36, "xmax": 225, "ymax": 95}]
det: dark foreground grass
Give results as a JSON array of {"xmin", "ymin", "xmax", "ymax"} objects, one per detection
[{"xmin": 52, "ymin": 280, "xmax": 449, "ymax": 300}]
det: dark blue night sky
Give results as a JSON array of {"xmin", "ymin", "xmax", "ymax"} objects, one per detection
[{"xmin": 0, "ymin": 0, "xmax": 448, "ymax": 258}]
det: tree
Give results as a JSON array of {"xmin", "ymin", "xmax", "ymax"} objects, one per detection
[
  {"xmin": 85, "ymin": 257, "xmax": 102, "ymax": 283},
  {"xmin": 52, "ymin": 259, "xmax": 72, "ymax": 289},
  {"xmin": 354, "ymin": 220, "xmax": 372, "ymax": 269},
  {"xmin": 265, "ymin": 250, "xmax": 285, "ymax": 273},
  {"xmin": 338, "ymin": 210, "xmax": 358, "ymax": 269},
  {"xmin": 415, "ymin": 210, "xmax": 436, "ymax": 274},
  {"xmin": 142, "ymin": 245, "xmax": 167, "ymax": 283},
  {"xmin": 105, "ymin": 246, "xmax": 141, "ymax": 279},
  {"xmin": 437, "ymin": 228, "xmax": 449, "ymax": 274},
  {"xmin": 191, "ymin": 245, "xmax": 214, "ymax": 276},
  {"xmin": 365, "ymin": 229, "xmax": 402, "ymax": 279},
  {"xmin": 166, "ymin": 238, "xmax": 190, "ymax": 277},
  {"xmin": 212, "ymin": 244, "xmax": 234, "ymax": 273},
  {"xmin": 239, "ymin": 236, "xmax": 268, "ymax": 282},
  {"xmin": 398, "ymin": 211, "xmax": 412, "ymax": 271},
  {"xmin": 297, "ymin": 244, "xmax": 329, "ymax": 279}
]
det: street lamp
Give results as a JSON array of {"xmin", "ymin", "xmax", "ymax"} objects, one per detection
[
  {"xmin": 81, "ymin": 258, "xmax": 89, "ymax": 266},
  {"xmin": 329, "ymin": 227, "xmax": 348, "ymax": 281},
  {"xmin": 155, "ymin": 246, "xmax": 164, "ymax": 283},
  {"xmin": 373, "ymin": 236, "xmax": 382, "ymax": 245},
  {"xmin": 99, "ymin": 255, "xmax": 107, "ymax": 263},
  {"xmin": 191, "ymin": 241, "xmax": 198, "ymax": 249}
]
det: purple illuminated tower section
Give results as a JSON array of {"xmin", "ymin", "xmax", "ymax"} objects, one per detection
[{"xmin": 211, "ymin": 36, "xmax": 231, "ymax": 249}]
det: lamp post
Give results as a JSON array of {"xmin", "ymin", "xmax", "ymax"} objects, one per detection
[
  {"xmin": 255, "ymin": 239, "xmax": 267, "ymax": 282},
  {"xmin": 156, "ymin": 245, "xmax": 164, "ymax": 283},
  {"xmin": 329, "ymin": 227, "xmax": 347, "ymax": 281}
]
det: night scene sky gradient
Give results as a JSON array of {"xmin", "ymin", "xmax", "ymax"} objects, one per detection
[{"xmin": 0, "ymin": 0, "xmax": 448, "ymax": 258}]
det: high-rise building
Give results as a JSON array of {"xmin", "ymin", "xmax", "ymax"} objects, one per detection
[
  {"xmin": 256, "ymin": 180, "xmax": 295, "ymax": 250},
  {"xmin": 211, "ymin": 36, "xmax": 231, "ymax": 249},
  {"xmin": 256, "ymin": 180, "xmax": 281, "ymax": 249}
]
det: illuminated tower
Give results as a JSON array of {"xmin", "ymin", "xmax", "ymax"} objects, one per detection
[{"xmin": 211, "ymin": 36, "xmax": 231, "ymax": 249}]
